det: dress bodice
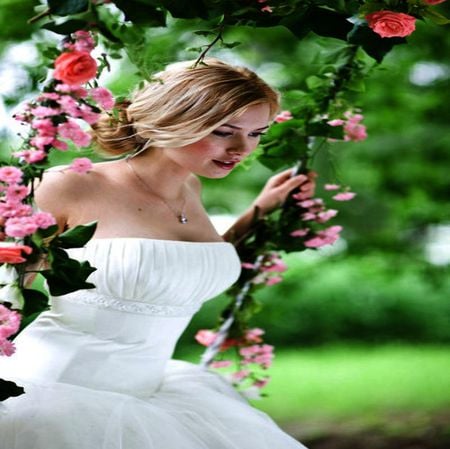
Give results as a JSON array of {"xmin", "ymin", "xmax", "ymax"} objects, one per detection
[{"xmin": 0, "ymin": 238, "xmax": 241, "ymax": 396}]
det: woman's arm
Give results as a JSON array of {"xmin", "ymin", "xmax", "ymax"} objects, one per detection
[{"xmin": 222, "ymin": 168, "xmax": 315, "ymax": 244}]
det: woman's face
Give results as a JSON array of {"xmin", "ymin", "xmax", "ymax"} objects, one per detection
[{"xmin": 164, "ymin": 103, "xmax": 271, "ymax": 178}]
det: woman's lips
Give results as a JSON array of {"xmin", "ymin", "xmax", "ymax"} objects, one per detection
[{"xmin": 212, "ymin": 160, "xmax": 238, "ymax": 171}]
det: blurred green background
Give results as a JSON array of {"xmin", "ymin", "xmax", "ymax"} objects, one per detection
[{"xmin": 1, "ymin": 1, "xmax": 449, "ymax": 447}]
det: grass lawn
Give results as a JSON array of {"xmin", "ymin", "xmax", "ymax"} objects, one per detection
[{"xmin": 251, "ymin": 344, "xmax": 450, "ymax": 424}]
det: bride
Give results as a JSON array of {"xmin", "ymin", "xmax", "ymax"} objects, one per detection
[{"xmin": 0, "ymin": 58, "xmax": 312, "ymax": 448}]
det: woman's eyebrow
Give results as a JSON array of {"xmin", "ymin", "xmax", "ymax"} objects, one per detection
[{"xmin": 221, "ymin": 124, "xmax": 269, "ymax": 131}]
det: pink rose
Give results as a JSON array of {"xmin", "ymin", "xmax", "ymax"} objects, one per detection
[
  {"xmin": 366, "ymin": 11, "xmax": 416, "ymax": 38},
  {"xmin": 0, "ymin": 339, "xmax": 16, "ymax": 356},
  {"xmin": 0, "ymin": 166, "xmax": 23, "ymax": 184},
  {"xmin": 54, "ymin": 51, "xmax": 98, "ymax": 85},
  {"xmin": 69, "ymin": 157, "xmax": 93, "ymax": 174},
  {"xmin": 89, "ymin": 87, "xmax": 115, "ymax": 110},
  {"xmin": 31, "ymin": 211, "xmax": 57, "ymax": 229},
  {"xmin": 195, "ymin": 329, "xmax": 217, "ymax": 347},
  {"xmin": 274, "ymin": 110, "xmax": 293, "ymax": 123}
]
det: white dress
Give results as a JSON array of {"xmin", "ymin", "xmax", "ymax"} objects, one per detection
[{"xmin": 0, "ymin": 238, "xmax": 306, "ymax": 449}]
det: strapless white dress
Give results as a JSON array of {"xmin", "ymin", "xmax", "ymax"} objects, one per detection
[{"xmin": 0, "ymin": 238, "xmax": 306, "ymax": 448}]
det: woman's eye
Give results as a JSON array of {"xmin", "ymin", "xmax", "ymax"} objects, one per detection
[
  {"xmin": 249, "ymin": 132, "xmax": 265, "ymax": 138},
  {"xmin": 212, "ymin": 130, "xmax": 233, "ymax": 137}
]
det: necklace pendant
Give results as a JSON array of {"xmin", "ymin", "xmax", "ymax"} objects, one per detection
[{"xmin": 179, "ymin": 213, "xmax": 188, "ymax": 224}]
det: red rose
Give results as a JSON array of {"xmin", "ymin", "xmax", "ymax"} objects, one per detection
[
  {"xmin": 0, "ymin": 244, "xmax": 32, "ymax": 264},
  {"xmin": 423, "ymin": 0, "xmax": 446, "ymax": 4},
  {"xmin": 366, "ymin": 10, "xmax": 416, "ymax": 38},
  {"xmin": 53, "ymin": 51, "xmax": 97, "ymax": 86}
]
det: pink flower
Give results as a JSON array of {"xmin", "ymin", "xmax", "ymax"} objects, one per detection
[
  {"xmin": 73, "ymin": 31, "xmax": 96, "ymax": 53},
  {"xmin": 327, "ymin": 119, "xmax": 345, "ymax": 126},
  {"xmin": 52, "ymin": 140, "xmax": 69, "ymax": 151},
  {"xmin": 344, "ymin": 123, "xmax": 367, "ymax": 141},
  {"xmin": 13, "ymin": 150, "xmax": 47, "ymax": 163},
  {"xmin": 245, "ymin": 328, "xmax": 265, "ymax": 343},
  {"xmin": 241, "ymin": 262, "xmax": 256, "ymax": 269},
  {"xmin": 332, "ymin": 192, "xmax": 356, "ymax": 201},
  {"xmin": 30, "ymin": 135, "xmax": 55, "ymax": 151},
  {"xmin": 261, "ymin": 5, "xmax": 273, "ymax": 12},
  {"xmin": 210, "ymin": 360, "xmax": 232, "ymax": 369},
  {"xmin": 366, "ymin": 11, "xmax": 416, "ymax": 38},
  {"xmin": 55, "ymin": 84, "xmax": 88, "ymax": 97},
  {"xmin": 195, "ymin": 329, "xmax": 217, "ymax": 347},
  {"xmin": 58, "ymin": 120, "xmax": 92, "ymax": 147},
  {"xmin": 274, "ymin": 110, "xmax": 293, "ymax": 123},
  {"xmin": 324, "ymin": 184, "xmax": 340, "ymax": 191},
  {"xmin": 290, "ymin": 228, "xmax": 309, "ymax": 237},
  {"xmin": 253, "ymin": 378, "xmax": 270, "ymax": 388},
  {"xmin": 265, "ymin": 275, "xmax": 283, "ymax": 286},
  {"xmin": 31, "ymin": 118, "xmax": 57, "ymax": 135},
  {"xmin": 38, "ymin": 92, "xmax": 60, "ymax": 101},
  {"xmin": 0, "ymin": 339, "xmax": 16, "ymax": 356},
  {"xmin": 79, "ymin": 104, "xmax": 101, "ymax": 124},
  {"xmin": 4, "ymin": 216, "xmax": 39, "ymax": 238},
  {"xmin": 232, "ymin": 370, "xmax": 251, "ymax": 381},
  {"xmin": 58, "ymin": 95, "xmax": 80, "ymax": 117},
  {"xmin": 53, "ymin": 50, "xmax": 97, "ymax": 85},
  {"xmin": 0, "ymin": 202, "xmax": 33, "ymax": 218},
  {"xmin": 69, "ymin": 157, "xmax": 93, "ymax": 174},
  {"xmin": 316, "ymin": 209, "xmax": 338, "ymax": 223},
  {"xmin": 31, "ymin": 211, "xmax": 57, "ymax": 229},
  {"xmin": 0, "ymin": 167, "xmax": 23, "ymax": 184},
  {"xmin": 32, "ymin": 106, "xmax": 60, "ymax": 118},
  {"xmin": 297, "ymin": 199, "xmax": 316, "ymax": 208},
  {"xmin": 0, "ymin": 305, "xmax": 21, "ymax": 338},
  {"xmin": 262, "ymin": 256, "xmax": 287, "ymax": 273},
  {"xmin": 301, "ymin": 212, "xmax": 317, "ymax": 221},
  {"xmin": 5, "ymin": 184, "xmax": 29, "ymax": 202},
  {"xmin": 89, "ymin": 87, "xmax": 115, "ymax": 110}
]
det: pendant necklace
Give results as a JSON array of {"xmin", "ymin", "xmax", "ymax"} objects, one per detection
[{"xmin": 125, "ymin": 157, "xmax": 188, "ymax": 224}]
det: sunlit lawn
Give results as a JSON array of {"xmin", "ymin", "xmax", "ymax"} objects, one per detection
[{"xmin": 251, "ymin": 345, "xmax": 450, "ymax": 423}]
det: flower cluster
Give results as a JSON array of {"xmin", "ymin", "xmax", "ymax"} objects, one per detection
[
  {"xmin": 328, "ymin": 111, "xmax": 367, "ymax": 142},
  {"xmin": 196, "ymin": 327, "xmax": 273, "ymax": 399},
  {"xmin": 0, "ymin": 304, "xmax": 21, "ymax": 356},
  {"xmin": 13, "ymin": 30, "xmax": 114, "ymax": 165},
  {"xmin": 242, "ymin": 252, "xmax": 287, "ymax": 286}
]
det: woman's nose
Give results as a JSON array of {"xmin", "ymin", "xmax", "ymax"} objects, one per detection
[{"xmin": 227, "ymin": 136, "xmax": 254, "ymax": 155}]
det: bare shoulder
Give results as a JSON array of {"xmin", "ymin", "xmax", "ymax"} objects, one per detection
[{"xmin": 34, "ymin": 164, "xmax": 106, "ymax": 228}]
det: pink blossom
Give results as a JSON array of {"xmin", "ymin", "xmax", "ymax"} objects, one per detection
[
  {"xmin": 73, "ymin": 30, "xmax": 96, "ymax": 53},
  {"xmin": 195, "ymin": 329, "xmax": 217, "ymax": 347},
  {"xmin": 316, "ymin": 209, "xmax": 338, "ymax": 223},
  {"xmin": 0, "ymin": 202, "xmax": 33, "ymax": 218},
  {"xmin": 332, "ymin": 192, "xmax": 356, "ymax": 201},
  {"xmin": 69, "ymin": 157, "xmax": 93, "ymax": 174},
  {"xmin": 0, "ymin": 339, "xmax": 16, "ymax": 356},
  {"xmin": 232, "ymin": 370, "xmax": 251, "ymax": 381},
  {"xmin": 253, "ymin": 378, "xmax": 270, "ymax": 388},
  {"xmin": 55, "ymin": 84, "xmax": 88, "ymax": 97},
  {"xmin": 58, "ymin": 95, "xmax": 81, "ymax": 116},
  {"xmin": 297, "ymin": 199, "xmax": 316, "ymax": 208},
  {"xmin": 261, "ymin": 5, "xmax": 273, "ymax": 12},
  {"xmin": 89, "ymin": 87, "xmax": 115, "ymax": 110},
  {"xmin": 344, "ymin": 123, "xmax": 367, "ymax": 141},
  {"xmin": 241, "ymin": 262, "xmax": 256, "ymax": 269},
  {"xmin": 31, "ymin": 211, "xmax": 57, "ymax": 229},
  {"xmin": 38, "ymin": 92, "xmax": 60, "ymax": 101},
  {"xmin": 290, "ymin": 228, "xmax": 309, "ymax": 237},
  {"xmin": 265, "ymin": 276, "xmax": 283, "ymax": 286},
  {"xmin": 79, "ymin": 104, "xmax": 101, "ymax": 124},
  {"xmin": 239, "ymin": 345, "xmax": 261, "ymax": 358},
  {"xmin": 13, "ymin": 150, "xmax": 47, "ymax": 163},
  {"xmin": 5, "ymin": 184, "xmax": 29, "ymax": 202},
  {"xmin": 210, "ymin": 360, "xmax": 232, "ymax": 368},
  {"xmin": 58, "ymin": 120, "xmax": 92, "ymax": 147},
  {"xmin": 262, "ymin": 256, "xmax": 287, "ymax": 273},
  {"xmin": 274, "ymin": 110, "xmax": 293, "ymax": 123},
  {"xmin": 32, "ymin": 106, "xmax": 60, "ymax": 117},
  {"xmin": 327, "ymin": 119, "xmax": 345, "ymax": 126},
  {"xmin": 301, "ymin": 212, "xmax": 317, "ymax": 221},
  {"xmin": 303, "ymin": 236, "xmax": 328, "ymax": 248},
  {"xmin": 30, "ymin": 135, "xmax": 55, "ymax": 151},
  {"xmin": 31, "ymin": 118, "xmax": 57, "ymax": 135},
  {"xmin": 324, "ymin": 184, "xmax": 340, "ymax": 191},
  {"xmin": 0, "ymin": 305, "xmax": 21, "ymax": 339},
  {"xmin": 52, "ymin": 140, "xmax": 69, "ymax": 151},
  {"xmin": 0, "ymin": 167, "xmax": 23, "ymax": 184},
  {"xmin": 4, "ymin": 216, "xmax": 39, "ymax": 238},
  {"xmin": 245, "ymin": 328, "xmax": 265, "ymax": 343}
]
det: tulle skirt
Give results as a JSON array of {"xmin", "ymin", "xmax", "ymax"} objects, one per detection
[{"xmin": 0, "ymin": 360, "xmax": 307, "ymax": 449}]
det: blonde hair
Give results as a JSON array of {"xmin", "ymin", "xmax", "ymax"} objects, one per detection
[{"xmin": 91, "ymin": 58, "xmax": 280, "ymax": 157}]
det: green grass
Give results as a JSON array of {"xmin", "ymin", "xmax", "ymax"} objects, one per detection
[{"xmin": 250, "ymin": 345, "xmax": 450, "ymax": 422}]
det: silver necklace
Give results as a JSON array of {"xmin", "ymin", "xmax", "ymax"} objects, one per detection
[{"xmin": 125, "ymin": 158, "xmax": 188, "ymax": 224}]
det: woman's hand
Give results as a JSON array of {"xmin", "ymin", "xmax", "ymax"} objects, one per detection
[{"xmin": 252, "ymin": 168, "xmax": 316, "ymax": 216}]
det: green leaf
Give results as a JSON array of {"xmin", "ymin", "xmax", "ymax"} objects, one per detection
[
  {"xmin": 423, "ymin": 8, "xmax": 450, "ymax": 25},
  {"xmin": 113, "ymin": 0, "xmax": 167, "ymax": 26},
  {"xmin": 306, "ymin": 75, "xmax": 327, "ymax": 90},
  {"xmin": 55, "ymin": 222, "xmax": 97, "ymax": 249},
  {"xmin": 21, "ymin": 288, "xmax": 50, "ymax": 317},
  {"xmin": 47, "ymin": 0, "xmax": 89, "ymax": 16},
  {"xmin": 347, "ymin": 23, "xmax": 406, "ymax": 63},
  {"xmin": 42, "ymin": 19, "xmax": 88, "ymax": 35}
]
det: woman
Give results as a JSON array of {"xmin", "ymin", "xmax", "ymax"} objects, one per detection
[{"xmin": 0, "ymin": 59, "xmax": 311, "ymax": 448}]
